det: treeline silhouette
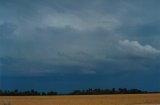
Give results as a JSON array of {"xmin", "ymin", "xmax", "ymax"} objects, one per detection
[
  {"xmin": 0, "ymin": 89, "xmax": 57, "ymax": 96},
  {"xmin": 0, "ymin": 88, "xmax": 149, "ymax": 96},
  {"xmin": 69, "ymin": 88, "xmax": 148, "ymax": 95}
]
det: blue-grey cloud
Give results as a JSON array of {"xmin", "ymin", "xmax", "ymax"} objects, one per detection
[
  {"xmin": 119, "ymin": 39, "xmax": 160, "ymax": 58},
  {"xmin": 0, "ymin": 0, "xmax": 160, "ymax": 80}
]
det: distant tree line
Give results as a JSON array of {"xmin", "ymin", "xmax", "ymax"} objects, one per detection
[
  {"xmin": 0, "ymin": 88, "xmax": 151, "ymax": 96},
  {"xmin": 69, "ymin": 88, "xmax": 148, "ymax": 95},
  {"xmin": 0, "ymin": 89, "xmax": 57, "ymax": 96}
]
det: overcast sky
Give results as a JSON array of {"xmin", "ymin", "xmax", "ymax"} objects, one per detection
[{"xmin": 0, "ymin": 0, "xmax": 160, "ymax": 92}]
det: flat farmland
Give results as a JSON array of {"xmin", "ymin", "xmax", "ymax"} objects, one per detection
[{"xmin": 1, "ymin": 94, "xmax": 160, "ymax": 105}]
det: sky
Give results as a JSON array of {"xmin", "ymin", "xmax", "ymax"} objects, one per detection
[{"xmin": 0, "ymin": 0, "xmax": 160, "ymax": 93}]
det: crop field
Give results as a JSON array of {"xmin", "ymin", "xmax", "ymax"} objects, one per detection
[{"xmin": 0, "ymin": 94, "xmax": 160, "ymax": 105}]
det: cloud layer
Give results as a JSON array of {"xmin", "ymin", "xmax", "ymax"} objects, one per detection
[
  {"xmin": 119, "ymin": 40, "xmax": 160, "ymax": 58},
  {"xmin": 0, "ymin": 0, "xmax": 160, "ymax": 77}
]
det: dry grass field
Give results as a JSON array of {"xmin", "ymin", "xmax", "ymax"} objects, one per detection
[{"xmin": 0, "ymin": 94, "xmax": 160, "ymax": 105}]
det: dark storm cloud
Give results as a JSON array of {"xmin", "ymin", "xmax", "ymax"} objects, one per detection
[{"xmin": 0, "ymin": 0, "xmax": 160, "ymax": 77}]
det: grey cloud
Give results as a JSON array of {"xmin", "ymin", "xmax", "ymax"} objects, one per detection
[
  {"xmin": 0, "ymin": 56, "xmax": 98, "ymax": 76},
  {"xmin": 0, "ymin": 22, "xmax": 16, "ymax": 38},
  {"xmin": 1, "ymin": 0, "xmax": 160, "ymax": 76},
  {"xmin": 119, "ymin": 40, "xmax": 160, "ymax": 58},
  {"xmin": 119, "ymin": 40, "xmax": 160, "ymax": 54}
]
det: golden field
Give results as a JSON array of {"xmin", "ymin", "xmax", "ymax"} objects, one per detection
[{"xmin": 1, "ymin": 94, "xmax": 160, "ymax": 105}]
